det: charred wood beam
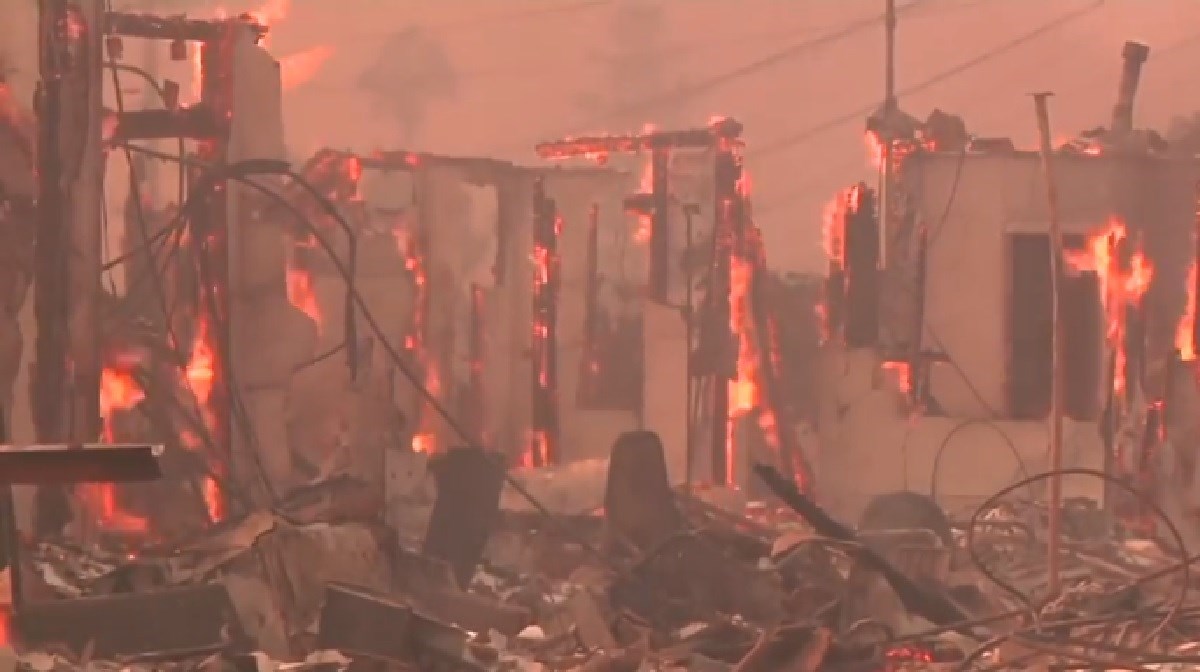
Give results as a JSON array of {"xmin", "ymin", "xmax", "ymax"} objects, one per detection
[
  {"xmin": 0, "ymin": 444, "xmax": 162, "ymax": 484},
  {"xmin": 579, "ymin": 204, "xmax": 601, "ymax": 403},
  {"xmin": 1193, "ymin": 182, "xmax": 1200, "ymax": 358},
  {"xmin": 705, "ymin": 146, "xmax": 743, "ymax": 485},
  {"xmin": 747, "ymin": 240, "xmax": 813, "ymax": 490},
  {"xmin": 754, "ymin": 464, "xmax": 978, "ymax": 638},
  {"xmin": 530, "ymin": 179, "xmax": 562, "ymax": 467},
  {"xmin": 104, "ymin": 11, "xmax": 265, "ymax": 43},
  {"xmin": 649, "ymin": 148, "xmax": 671, "ymax": 303},
  {"xmin": 33, "ymin": 0, "xmax": 71, "ymax": 453},
  {"xmin": 112, "ymin": 105, "xmax": 221, "ymax": 142},
  {"xmin": 535, "ymin": 117, "xmax": 743, "ymax": 160}
]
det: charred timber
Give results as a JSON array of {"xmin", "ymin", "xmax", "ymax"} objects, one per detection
[
  {"xmin": 33, "ymin": 0, "xmax": 71, "ymax": 445},
  {"xmin": 535, "ymin": 117, "xmax": 743, "ymax": 161},
  {"xmin": 111, "ymin": 105, "xmax": 220, "ymax": 141},
  {"xmin": 191, "ymin": 25, "xmax": 235, "ymax": 502},
  {"xmin": 105, "ymin": 11, "xmax": 266, "ymax": 43},
  {"xmin": 746, "ymin": 235, "xmax": 813, "ymax": 489},
  {"xmin": 1192, "ymin": 182, "xmax": 1200, "ymax": 358},
  {"xmin": 707, "ymin": 145, "xmax": 743, "ymax": 485},
  {"xmin": 530, "ymin": 179, "xmax": 562, "ymax": 466},
  {"xmin": 649, "ymin": 148, "xmax": 671, "ymax": 302}
]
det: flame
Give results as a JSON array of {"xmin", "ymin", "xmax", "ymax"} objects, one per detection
[
  {"xmin": 864, "ymin": 131, "xmax": 886, "ymax": 171},
  {"xmin": 393, "ymin": 223, "xmax": 441, "ymax": 454},
  {"xmin": 527, "ymin": 208, "xmax": 563, "ymax": 467},
  {"xmin": 184, "ymin": 316, "xmax": 224, "ymax": 523},
  {"xmin": 633, "ymin": 157, "xmax": 653, "ymax": 244},
  {"xmin": 186, "ymin": 317, "xmax": 215, "ymax": 408},
  {"xmin": 286, "ymin": 240, "xmax": 322, "ymax": 333},
  {"xmin": 279, "ymin": 45, "xmax": 333, "ymax": 90},
  {"xmin": 1179, "ymin": 263, "xmax": 1197, "ymax": 361},
  {"xmin": 1064, "ymin": 216, "xmax": 1153, "ymax": 396},
  {"xmin": 91, "ymin": 364, "xmax": 150, "ymax": 534},
  {"xmin": 248, "ymin": 0, "xmax": 288, "ymax": 50},
  {"xmin": 882, "ymin": 361, "xmax": 912, "ymax": 394}
]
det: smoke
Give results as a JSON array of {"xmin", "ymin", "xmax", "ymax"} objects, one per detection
[
  {"xmin": 580, "ymin": 0, "xmax": 690, "ymax": 129},
  {"xmin": 356, "ymin": 26, "xmax": 459, "ymax": 144},
  {"xmin": 1166, "ymin": 112, "xmax": 1200, "ymax": 155}
]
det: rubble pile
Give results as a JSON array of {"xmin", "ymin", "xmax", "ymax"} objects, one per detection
[{"xmin": 2, "ymin": 433, "xmax": 1199, "ymax": 671}]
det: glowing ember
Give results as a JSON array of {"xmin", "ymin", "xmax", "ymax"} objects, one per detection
[
  {"xmin": 1064, "ymin": 216, "xmax": 1153, "ymax": 396},
  {"xmin": 1178, "ymin": 263, "xmax": 1196, "ymax": 361},
  {"xmin": 882, "ymin": 361, "xmax": 912, "ymax": 394}
]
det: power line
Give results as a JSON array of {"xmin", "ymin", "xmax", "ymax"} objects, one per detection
[
  {"xmin": 523, "ymin": 0, "xmax": 934, "ymax": 145},
  {"xmin": 753, "ymin": 26, "xmax": 1200, "ymax": 218},
  {"xmin": 750, "ymin": 0, "xmax": 1106, "ymax": 161}
]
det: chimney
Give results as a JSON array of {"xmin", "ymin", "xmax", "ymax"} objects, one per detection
[{"xmin": 1110, "ymin": 41, "xmax": 1150, "ymax": 136}]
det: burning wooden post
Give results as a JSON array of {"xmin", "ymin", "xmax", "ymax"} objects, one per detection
[{"xmin": 529, "ymin": 179, "xmax": 563, "ymax": 467}]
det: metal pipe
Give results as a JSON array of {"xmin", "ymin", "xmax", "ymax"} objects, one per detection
[
  {"xmin": 879, "ymin": 0, "xmax": 897, "ymax": 271},
  {"xmin": 1110, "ymin": 41, "xmax": 1150, "ymax": 136},
  {"xmin": 1032, "ymin": 91, "xmax": 1065, "ymax": 595}
]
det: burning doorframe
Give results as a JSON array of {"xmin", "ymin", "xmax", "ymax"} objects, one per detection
[{"xmin": 535, "ymin": 118, "xmax": 813, "ymax": 489}]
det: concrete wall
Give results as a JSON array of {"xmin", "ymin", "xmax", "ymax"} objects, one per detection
[
  {"xmin": 541, "ymin": 167, "xmax": 640, "ymax": 462},
  {"xmin": 818, "ymin": 151, "xmax": 1198, "ymax": 521}
]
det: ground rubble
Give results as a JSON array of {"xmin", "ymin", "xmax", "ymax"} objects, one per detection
[{"xmin": 5, "ymin": 438, "xmax": 1200, "ymax": 671}]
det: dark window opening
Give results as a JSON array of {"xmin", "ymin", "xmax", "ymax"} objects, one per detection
[
  {"xmin": 577, "ymin": 204, "xmax": 644, "ymax": 412},
  {"xmin": 1007, "ymin": 233, "xmax": 1101, "ymax": 421}
]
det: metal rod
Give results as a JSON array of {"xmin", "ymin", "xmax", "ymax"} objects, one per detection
[
  {"xmin": 1032, "ymin": 91, "xmax": 1065, "ymax": 595},
  {"xmin": 879, "ymin": 0, "xmax": 898, "ymax": 271},
  {"xmin": 684, "ymin": 205, "xmax": 695, "ymax": 489},
  {"xmin": 884, "ymin": 0, "xmax": 897, "ymax": 111}
]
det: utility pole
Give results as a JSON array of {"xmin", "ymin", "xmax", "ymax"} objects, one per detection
[
  {"xmin": 1032, "ymin": 92, "xmax": 1065, "ymax": 595},
  {"xmin": 32, "ymin": 0, "xmax": 107, "ymax": 536}
]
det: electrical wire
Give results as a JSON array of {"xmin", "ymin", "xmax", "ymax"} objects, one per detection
[
  {"xmin": 961, "ymin": 468, "xmax": 1190, "ymax": 669},
  {"xmin": 751, "ymin": 0, "xmax": 1106, "ymax": 161},
  {"xmin": 505, "ymin": 0, "xmax": 935, "ymax": 154},
  {"xmin": 115, "ymin": 145, "xmax": 612, "ymax": 561},
  {"xmin": 753, "ymin": 28, "xmax": 1200, "ymax": 218}
]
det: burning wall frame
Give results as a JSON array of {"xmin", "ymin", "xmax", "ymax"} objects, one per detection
[
  {"xmin": 290, "ymin": 149, "xmax": 642, "ymax": 470},
  {"xmin": 817, "ymin": 146, "xmax": 1200, "ymax": 517},
  {"xmin": 83, "ymin": 10, "xmax": 293, "ymax": 530},
  {"xmin": 535, "ymin": 119, "xmax": 812, "ymax": 489}
]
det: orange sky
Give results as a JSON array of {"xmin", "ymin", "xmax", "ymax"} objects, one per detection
[{"xmin": 8, "ymin": 0, "xmax": 1200, "ymax": 271}]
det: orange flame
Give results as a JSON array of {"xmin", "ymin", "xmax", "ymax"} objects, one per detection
[
  {"xmin": 279, "ymin": 45, "xmax": 333, "ymax": 90},
  {"xmin": 393, "ymin": 224, "xmax": 441, "ymax": 454},
  {"xmin": 184, "ymin": 316, "xmax": 224, "ymax": 523},
  {"xmin": 882, "ymin": 361, "xmax": 912, "ymax": 394},
  {"xmin": 1065, "ymin": 216, "xmax": 1153, "ymax": 396},
  {"xmin": 286, "ymin": 240, "xmax": 322, "ymax": 333},
  {"xmin": 633, "ymin": 157, "xmax": 653, "ymax": 244},
  {"xmin": 1178, "ymin": 263, "xmax": 1196, "ymax": 361},
  {"xmin": 91, "ymin": 364, "xmax": 150, "ymax": 534}
]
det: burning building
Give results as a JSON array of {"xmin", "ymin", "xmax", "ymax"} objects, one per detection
[
  {"xmin": 282, "ymin": 149, "xmax": 647, "ymax": 486},
  {"xmin": 817, "ymin": 41, "xmax": 1200, "ymax": 521}
]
